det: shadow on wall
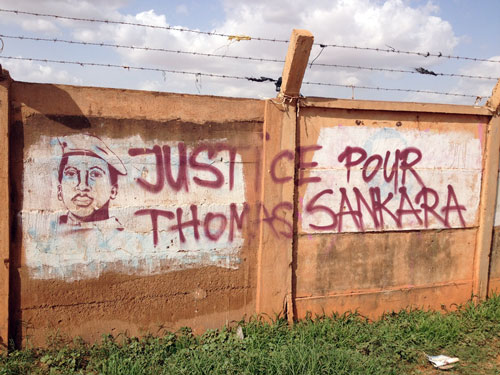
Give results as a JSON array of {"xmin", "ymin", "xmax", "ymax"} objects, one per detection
[{"xmin": 9, "ymin": 84, "xmax": 92, "ymax": 347}]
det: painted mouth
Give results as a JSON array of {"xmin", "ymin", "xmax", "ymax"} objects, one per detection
[{"xmin": 71, "ymin": 194, "xmax": 93, "ymax": 207}]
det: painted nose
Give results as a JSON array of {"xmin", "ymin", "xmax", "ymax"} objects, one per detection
[{"xmin": 76, "ymin": 171, "xmax": 91, "ymax": 192}]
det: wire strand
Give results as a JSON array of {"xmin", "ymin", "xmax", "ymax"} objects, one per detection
[
  {"xmin": 2, "ymin": 34, "xmax": 498, "ymax": 81},
  {"xmin": 314, "ymin": 63, "xmax": 500, "ymax": 81},
  {"xmin": 316, "ymin": 43, "xmax": 500, "ymax": 64},
  {"xmin": 0, "ymin": 55, "xmax": 255, "ymax": 80},
  {"xmin": 0, "ymin": 34, "xmax": 286, "ymax": 63},
  {"xmin": 2, "ymin": 8, "xmax": 499, "ymax": 64},
  {"xmin": 0, "ymin": 8, "xmax": 288, "ymax": 43},
  {"xmin": 302, "ymin": 80, "xmax": 479, "ymax": 98},
  {"xmin": 311, "ymin": 61, "xmax": 498, "ymax": 80},
  {"xmin": 0, "ymin": 55, "xmax": 483, "ymax": 99}
]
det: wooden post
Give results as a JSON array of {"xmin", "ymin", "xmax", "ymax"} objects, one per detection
[
  {"xmin": 280, "ymin": 29, "xmax": 314, "ymax": 98},
  {"xmin": 486, "ymin": 79, "xmax": 500, "ymax": 113},
  {"xmin": 256, "ymin": 30, "xmax": 313, "ymax": 320},
  {"xmin": 255, "ymin": 100, "xmax": 296, "ymax": 318},
  {"xmin": 0, "ymin": 68, "xmax": 11, "ymax": 349},
  {"xmin": 473, "ymin": 79, "xmax": 500, "ymax": 301}
]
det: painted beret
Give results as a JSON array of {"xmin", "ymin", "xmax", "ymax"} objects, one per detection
[{"xmin": 58, "ymin": 134, "xmax": 127, "ymax": 175}]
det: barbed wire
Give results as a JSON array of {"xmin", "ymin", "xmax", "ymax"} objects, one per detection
[
  {"xmin": 0, "ymin": 55, "xmax": 484, "ymax": 99},
  {"xmin": 311, "ymin": 62, "xmax": 498, "ymax": 80},
  {"xmin": 1, "ymin": 8, "xmax": 499, "ymax": 64},
  {"xmin": 0, "ymin": 34, "xmax": 286, "ymax": 63},
  {"xmin": 0, "ymin": 8, "xmax": 288, "ymax": 43},
  {"xmin": 0, "ymin": 55, "xmax": 256, "ymax": 81},
  {"xmin": 2, "ymin": 34, "xmax": 498, "ymax": 81},
  {"xmin": 302, "ymin": 80, "xmax": 479, "ymax": 98},
  {"xmin": 317, "ymin": 43, "xmax": 500, "ymax": 64}
]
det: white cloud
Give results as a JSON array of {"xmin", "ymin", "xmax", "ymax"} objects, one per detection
[
  {"xmin": 0, "ymin": 0, "xmax": 127, "ymax": 33},
  {"xmin": 101, "ymin": 0, "xmax": 458, "ymax": 95},
  {"xmin": 20, "ymin": 18, "xmax": 59, "ymax": 33},
  {"xmin": 4, "ymin": 0, "xmax": 493, "ymax": 103},
  {"xmin": 0, "ymin": 58, "xmax": 83, "ymax": 85},
  {"xmin": 138, "ymin": 79, "xmax": 163, "ymax": 91},
  {"xmin": 82, "ymin": 0, "xmax": 461, "ymax": 98},
  {"xmin": 176, "ymin": 4, "xmax": 189, "ymax": 16},
  {"xmin": 450, "ymin": 57, "xmax": 500, "ymax": 104}
]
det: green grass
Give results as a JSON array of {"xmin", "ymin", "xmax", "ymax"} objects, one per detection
[{"xmin": 1, "ymin": 296, "xmax": 500, "ymax": 374}]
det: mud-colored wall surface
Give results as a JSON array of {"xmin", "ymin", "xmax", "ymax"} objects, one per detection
[
  {"xmin": 294, "ymin": 103, "xmax": 490, "ymax": 317},
  {"xmin": 294, "ymin": 230, "xmax": 475, "ymax": 318},
  {"xmin": 10, "ymin": 82, "xmax": 265, "ymax": 346},
  {"xmin": 488, "ymin": 142, "xmax": 500, "ymax": 295},
  {"xmin": 489, "ymin": 228, "xmax": 500, "ymax": 294},
  {"xmin": 5, "ymin": 80, "xmax": 499, "ymax": 347}
]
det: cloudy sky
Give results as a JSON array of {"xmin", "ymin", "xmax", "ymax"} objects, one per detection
[{"xmin": 0, "ymin": 0, "xmax": 499, "ymax": 104}]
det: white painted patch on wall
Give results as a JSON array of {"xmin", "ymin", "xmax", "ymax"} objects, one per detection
[
  {"xmin": 23, "ymin": 135, "xmax": 247, "ymax": 281},
  {"xmin": 301, "ymin": 126, "xmax": 482, "ymax": 233}
]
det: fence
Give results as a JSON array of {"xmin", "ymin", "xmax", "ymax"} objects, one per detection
[{"xmin": 0, "ymin": 30, "xmax": 499, "ymax": 347}]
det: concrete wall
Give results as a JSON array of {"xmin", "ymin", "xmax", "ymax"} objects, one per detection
[
  {"xmin": 294, "ymin": 98, "xmax": 491, "ymax": 318},
  {"xmin": 8, "ymin": 81, "xmax": 266, "ymax": 346},
  {"xmin": 2, "ymin": 77, "xmax": 499, "ymax": 347},
  {"xmin": 490, "ymin": 227, "xmax": 500, "ymax": 293},
  {"xmin": 489, "ymin": 160, "xmax": 500, "ymax": 294}
]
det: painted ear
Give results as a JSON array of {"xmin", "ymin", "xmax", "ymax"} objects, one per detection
[
  {"xmin": 110, "ymin": 185, "xmax": 118, "ymax": 200},
  {"xmin": 57, "ymin": 185, "xmax": 63, "ymax": 201}
]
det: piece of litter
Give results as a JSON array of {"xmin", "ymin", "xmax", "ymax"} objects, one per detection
[
  {"xmin": 228, "ymin": 35, "xmax": 251, "ymax": 42},
  {"xmin": 236, "ymin": 326, "xmax": 244, "ymax": 340},
  {"xmin": 426, "ymin": 354, "xmax": 459, "ymax": 370}
]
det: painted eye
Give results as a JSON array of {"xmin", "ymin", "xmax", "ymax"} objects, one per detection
[
  {"xmin": 90, "ymin": 170, "xmax": 103, "ymax": 179},
  {"xmin": 63, "ymin": 169, "xmax": 77, "ymax": 178}
]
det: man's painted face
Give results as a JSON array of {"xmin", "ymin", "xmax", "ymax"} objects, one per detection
[{"xmin": 58, "ymin": 154, "xmax": 117, "ymax": 219}]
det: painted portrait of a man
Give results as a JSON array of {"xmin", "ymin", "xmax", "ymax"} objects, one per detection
[
  {"xmin": 23, "ymin": 132, "xmax": 246, "ymax": 280},
  {"xmin": 56, "ymin": 134, "xmax": 127, "ymax": 230}
]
